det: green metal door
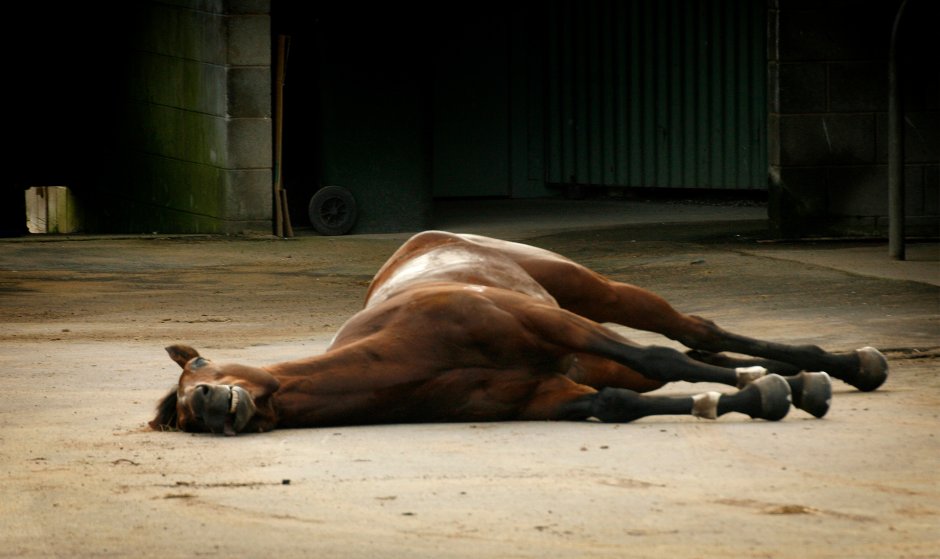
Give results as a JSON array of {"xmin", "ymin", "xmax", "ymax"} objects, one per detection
[
  {"xmin": 543, "ymin": 0, "xmax": 767, "ymax": 190},
  {"xmin": 432, "ymin": 14, "xmax": 511, "ymax": 198}
]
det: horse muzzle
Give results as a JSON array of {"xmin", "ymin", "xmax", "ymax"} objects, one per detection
[{"xmin": 190, "ymin": 384, "xmax": 257, "ymax": 436}]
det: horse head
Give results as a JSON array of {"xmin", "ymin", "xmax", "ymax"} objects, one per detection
[{"xmin": 150, "ymin": 344, "xmax": 280, "ymax": 436}]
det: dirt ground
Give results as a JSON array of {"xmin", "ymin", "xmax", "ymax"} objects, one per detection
[{"xmin": 1, "ymin": 222, "xmax": 938, "ymax": 558}]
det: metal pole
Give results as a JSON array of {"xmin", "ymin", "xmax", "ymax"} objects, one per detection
[{"xmin": 888, "ymin": 0, "xmax": 908, "ymax": 260}]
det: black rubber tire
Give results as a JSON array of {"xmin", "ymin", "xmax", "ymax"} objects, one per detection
[{"xmin": 308, "ymin": 185, "xmax": 357, "ymax": 236}]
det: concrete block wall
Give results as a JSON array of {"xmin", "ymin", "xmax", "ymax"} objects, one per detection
[
  {"xmin": 768, "ymin": 0, "xmax": 939, "ymax": 237},
  {"xmin": 99, "ymin": 0, "xmax": 272, "ymax": 234}
]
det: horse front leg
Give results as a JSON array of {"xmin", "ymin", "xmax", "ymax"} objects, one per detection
[
  {"xmin": 526, "ymin": 374, "xmax": 795, "ymax": 423},
  {"xmin": 571, "ymin": 353, "xmax": 832, "ymax": 419},
  {"xmin": 592, "ymin": 373, "xmax": 795, "ymax": 422}
]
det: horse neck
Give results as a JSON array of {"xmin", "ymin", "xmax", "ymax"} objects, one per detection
[
  {"xmin": 265, "ymin": 344, "xmax": 370, "ymax": 387},
  {"xmin": 261, "ymin": 344, "xmax": 379, "ymax": 427}
]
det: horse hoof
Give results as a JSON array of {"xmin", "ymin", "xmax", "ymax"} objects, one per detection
[
  {"xmin": 851, "ymin": 347, "xmax": 889, "ymax": 392},
  {"xmin": 750, "ymin": 374, "xmax": 792, "ymax": 421},
  {"xmin": 793, "ymin": 372, "xmax": 832, "ymax": 418}
]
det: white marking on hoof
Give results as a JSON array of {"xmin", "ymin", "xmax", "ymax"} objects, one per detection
[
  {"xmin": 692, "ymin": 391, "xmax": 721, "ymax": 420},
  {"xmin": 735, "ymin": 366, "xmax": 768, "ymax": 388}
]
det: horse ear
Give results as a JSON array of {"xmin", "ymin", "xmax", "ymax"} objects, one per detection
[{"xmin": 166, "ymin": 344, "xmax": 200, "ymax": 368}]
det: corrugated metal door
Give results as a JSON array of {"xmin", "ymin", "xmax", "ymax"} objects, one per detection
[
  {"xmin": 432, "ymin": 14, "xmax": 510, "ymax": 198},
  {"xmin": 543, "ymin": 0, "xmax": 767, "ymax": 190}
]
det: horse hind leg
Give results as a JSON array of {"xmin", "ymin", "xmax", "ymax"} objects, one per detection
[
  {"xmin": 520, "ymin": 303, "xmax": 832, "ymax": 419},
  {"xmin": 679, "ymin": 319, "xmax": 888, "ymax": 392},
  {"xmin": 525, "ymin": 262, "xmax": 887, "ymax": 392},
  {"xmin": 685, "ymin": 350, "xmax": 802, "ymax": 376},
  {"xmin": 555, "ymin": 272, "xmax": 886, "ymax": 391},
  {"xmin": 649, "ymin": 309, "xmax": 887, "ymax": 393},
  {"xmin": 587, "ymin": 374, "xmax": 794, "ymax": 423},
  {"xmin": 522, "ymin": 303, "xmax": 762, "ymax": 389}
]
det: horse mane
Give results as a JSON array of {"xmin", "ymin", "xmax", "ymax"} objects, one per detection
[{"xmin": 149, "ymin": 388, "xmax": 179, "ymax": 431}]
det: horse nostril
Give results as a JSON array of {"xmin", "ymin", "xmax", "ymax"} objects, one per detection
[{"xmin": 198, "ymin": 384, "xmax": 211, "ymax": 395}]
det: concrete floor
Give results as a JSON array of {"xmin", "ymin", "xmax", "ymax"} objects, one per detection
[
  {"xmin": 1, "ymin": 199, "xmax": 938, "ymax": 558},
  {"xmin": 432, "ymin": 197, "xmax": 940, "ymax": 286}
]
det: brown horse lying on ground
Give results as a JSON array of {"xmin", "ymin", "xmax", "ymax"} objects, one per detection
[{"xmin": 151, "ymin": 231, "xmax": 888, "ymax": 436}]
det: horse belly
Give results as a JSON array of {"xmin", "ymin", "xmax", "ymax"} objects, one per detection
[
  {"xmin": 395, "ymin": 368, "xmax": 548, "ymax": 423},
  {"xmin": 321, "ymin": 286, "xmax": 574, "ymax": 425}
]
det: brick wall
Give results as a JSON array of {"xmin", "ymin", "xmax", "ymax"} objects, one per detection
[
  {"xmin": 95, "ymin": 0, "xmax": 273, "ymax": 234},
  {"xmin": 768, "ymin": 0, "xmax": 939, "ymax": 237}
]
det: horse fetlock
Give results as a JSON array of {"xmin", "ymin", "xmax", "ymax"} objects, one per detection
[
  {"xmin": 691, "ymin": 391, "xmax": 721, "ymax": 420},
  {"xmin": 735, "ymin": 366, "xmax": 768, "ymax": 388}
]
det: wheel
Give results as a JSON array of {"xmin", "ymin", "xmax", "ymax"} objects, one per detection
[{"xmin": 308, "ymin": 185, "xmax": 357, "ymax": 236}]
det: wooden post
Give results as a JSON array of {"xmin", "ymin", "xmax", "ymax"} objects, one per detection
[
  {"xmin": 273, "ymin": 35, "xmax": 293, "ymax": 237},
  {"xmin": 888, "ymin": 0, "xmax": 908, "ymax": 260}
]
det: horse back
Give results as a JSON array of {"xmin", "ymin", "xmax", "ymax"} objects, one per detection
[{"xmin": 365, "ymin": 231, "xmax": 556, "ymax": 308}]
